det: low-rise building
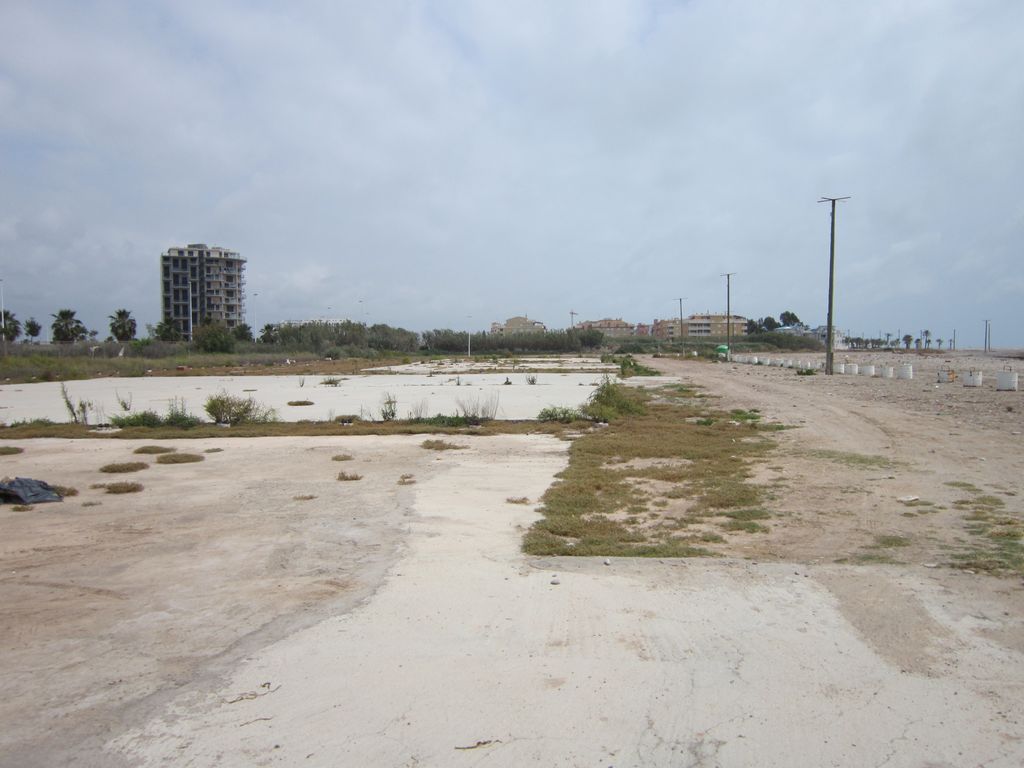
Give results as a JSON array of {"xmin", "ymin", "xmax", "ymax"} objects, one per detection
[
  {"xmin": 577, "ymin": 318, "xmax": 635, "ymax": 338},
  {"xmin": 652, "ymin": 313, "xmax": 748, "ymax": 340},
  {"xmin": 490, "ymin": 316, "xmax": 546, "ymax": 335}
]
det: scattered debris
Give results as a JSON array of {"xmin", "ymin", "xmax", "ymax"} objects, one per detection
[{"xmin": 455, "ymin": 739, "xmax": 501, "ymax": 750}]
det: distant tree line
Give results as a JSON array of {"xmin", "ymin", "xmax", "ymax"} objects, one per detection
[{"xmin": 420, "ymin": 328, "xmax": 604, "ymax": 354}]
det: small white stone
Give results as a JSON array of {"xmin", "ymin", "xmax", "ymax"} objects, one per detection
[
  {"xmin": 603, "ymin": 558, "xmax": 611, "ymax": 566},
  {"xmin": 550, "ymin": 577, "xmax": 561, "ymax": 585}
]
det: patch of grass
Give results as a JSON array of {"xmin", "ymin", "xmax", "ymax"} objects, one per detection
[
  {"xmin": 82, "ymin": 501, "xmax": 101, "ymax": 507},
  {"xmin": 722, "ymin": 508, "xmax": 771, "ymax": 521},
  {"xmin": 204, "ymin": 447, "xmax": 224, "ymax": 453},
  {"xmin": 796, "ymin": 368, "xmax": 817, "ymax": 376},
  {"xmin": 332, "ymin": 453, "xmax": 354, "ymax": 461},
  {"xmin": 421, "ymin": 439, "xmax": 465, "ymax": 451},
  {"xmin": 156, "ymin": 452, "xmax": 204, "ymax": 464},
  {"xmin": 133, "ymin": 445, "xmax": 176, "ymax": 455},
  {"xmin": 0, "ymin": 446, "xmax": 25, "ymax": 455},
  {"xmin": 293, "ymin": 494, "xmax": 317, "ymax": 501},
  {"xmin": 398, "ymin": 474, "xmax": 416, "ymax": 485},
  {"xmin": 729, "ymin": 409, "xmax": 762, "ymax": 422},
  {"xmin": 11, "ymin": 504, "xmax": 34, "ymax": 511},
  {"xmin": 287, "ymin": 400, "xmax": 314, "ymax": 406},
  {"xmin": 321, "ymin": 377, "xmax": 342, "ymax": 387},
  {"xmin": 103, "ymin": 482, "xmax": 144, "ymax": 494},
  {"xmin": 845, "ymin": 552, "xmax": 902, "ymax": 565},
  {"xmin": 506, "ymin": 496, "xmax": 530, "ymax": 504},
  {"xmin": 337, "ymin": 471, "xmax": 363, "ymax": 481},
  {"xmin": 99, "ymin": 461, "xmax": 148, "ymax": 473},
  {"xmin": 804, "ymin": 449, "xmax": 897, "ymax": 470},
  {"xmin": 524, "ymin": 386, "xmax": 777, "ymax": 557},
  {"xmin": 51, "ymin": 485, "xmax": 78, "ymax": 497},
  {"xmin": 945, "ymin": 481, "xmax": 981, "ymax": 493},
  {"xmin": 720, "ymin": 519, "xmax": 769, "ymax": 533},
  {"xmin": 873, "ymin": 534, "xmax": 911, "ymax": 548}
]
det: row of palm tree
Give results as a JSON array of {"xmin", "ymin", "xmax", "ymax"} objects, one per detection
[{"xmin": 1, "ymin": 308, "xmax": 138, "ymax": 343}]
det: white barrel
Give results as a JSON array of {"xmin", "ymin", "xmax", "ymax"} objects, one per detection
[
  {"xmin": 776, "ymin": 359, "xmax": 785, "ymax": 367},
  {"xmin": 882, "ymin": 366, "xmax": 894, "ymax": 379},
  {"xmin": 835, "ymin": 363, "xmax": 845, "ymax": 374},
  {"xmin": 750, "ymin": 356, "xmax": 758, "ymax": 365},
  {"xmin": 761, "ymin": 357, "xmax": 770, "ymax": 366},
  {"xmin": 937, "ymin": 369, "xmax": 954, "ymax": 383},
  {"xmin": 861, "ymin": 365, "xmax": 875, "ymax": 376},
  {"xmin": 897, "ymin": 364, "xmax": 913, "ymax": 380},
  {"xmin": 785, "ymin": 359, "xmax": 793, "ymax": 368},
  {"xmin": 963, "ymin": 370, "xmax": 983, "ymax": 387},
  {"xmin": 846, "ymin": 364, "xmax": 859, "ymax": 375},
  {"xmin": 996, "ymin": 371, "xmax": 1018, "ymax": 391}
]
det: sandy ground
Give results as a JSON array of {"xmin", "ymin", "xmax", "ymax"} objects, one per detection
[
  {"xmin": 0, "ymin": 372, "xmax": 604, "ymax": 424},
  {"xmin": 2, "ymin": 351, "xmax": 1023, "ymax": 767}
]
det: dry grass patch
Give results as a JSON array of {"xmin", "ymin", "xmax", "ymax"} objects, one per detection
[
  {"xmin": 156, "ymin": 452, "xmax": 204, "ymax": 464},
  {"xmin": 421, "ymin": 439, "xmax": 466, "ymax": 451},
  {"xmin": 0, "ymin": 446, "xmax": 25, "ymax": 455},
  {"xmin": 293, "ymin": 494, "xmax": 317, "ymax": 501},
  {"xmin": 204, "ymin": 447, "xmax": 224, "ymax": 453},
  {"xmin": 51, "ymin": 485, "xmax": 79, "ymax": 497},
  {"xmin": 101, "ymin": 482, "xmax": 144, "ymax": 494},
  {"xmin": 99, "ymin": 461, "xmax": 148, "ymax": 473},
  {"xmin": 398, "ymin": 474, "xmax": 416, "ymax": 485},
  {"xmin": 332, "ymin": 453, "xmax": 354, "ymax": 462},
  {"xmin": 337, "ymin": 471, "xmax": 363, "ymax": 481},
  {"xmin": 133, "ymin": 445, "xmax": 176, "ymax": 455},
  {"xmin": 506, "ymin": 496, "xmax": 530, "ymax": 505},
  {"xmin": 287, "ymin": 400, "xmax": 314, "ymax": 406}
]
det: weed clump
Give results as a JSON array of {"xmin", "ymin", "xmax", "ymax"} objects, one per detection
[
  {"xmin": 421, "ymin": 439, "xmax": 465, "ymax": 451},
  {"xmin": 584, "ymin": 378, "xmax": 646, "ymax": 423},
  {"xmin": 103, "ymin": 482, "xmax": 144, "ymax": 494},
  {"xmin": 0, "ymin": 446, "xmax": 26, "ymax": 455},
  {"xmin": 134, "ymin": 445, "xmax": 176, "ymax": 455},
  {"xmin": 288, "ymin": 400, "xmax": 314, "ymax": 406},
  {"xmin": 398, "ymin": 474, "xmax": 416, "ymax": 485},
  {"xmin": 537, "ymin": 406, "xmax": 585, "ymax": 423},
  {"xmin": 156, "ymin": 453, "xmax": 204, "ymax": 464},
  {"xmin": 205, "ymin": 391, "xmax": 278, "ymax": 425},
  {"xmin": 100, "ymin": 462, "xmax": 148, "ymax": 473},
  {"xmin": 51, "ymin": 485, "xmax": 79, "ymax": 497},
  {"xmin": 506, "ymin": 497, "xmax": 530, "ymax": 505},
  {"xmin": 337, "ymin": 471, "xmax": 363, "ymax": 481}
]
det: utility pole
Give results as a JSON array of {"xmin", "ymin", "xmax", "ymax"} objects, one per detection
[
  {"xmin": 984, "ymin": 320, "xmax": 991, "ymax": 352},
  {"xmin": 818, "ymin": 196, "xmax": 850, "ymax": 374},
  {"xmin": 677, "ymin": 297, "xmax": 686, "ymax": 346},
  {"xmin": 721, "ymin": 274, "xmax": 735, "ymax": 359},
  {"xmin": 0, "ymin": 278, "xmax": 6, "ymax": 357},
  {"xmin": 570, "ymin": 310, "xmax": 577, "ymax": 329},
  {"xmin": 467, "ymin": 315, "xmax": 472, "ymax": 358},
  {"xmin": 952, "ymin": 328, "xmax": 956, "ymax": 351}
]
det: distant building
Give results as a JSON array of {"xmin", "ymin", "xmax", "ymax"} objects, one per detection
[
  {"xmin": 577, "ymin": 318, "xmax": 635, "ymax": 338},
  {"xmin": 490, "ymin": 316, "xmax": 546, "ymax": 335},
  {"xmin": 634, "ymin": 323, "xmax": 652, "ymax": 337},
  {"xmin": 160, "ymin": 244, "xmax": 246, "ymax": 340},
  {"xmin": 652, "ymin": 313, "xmax": 748, "ymax": 340},
  {"xmin": 810, "ymin": 325, "xmax": 848, "ymax": 350}
]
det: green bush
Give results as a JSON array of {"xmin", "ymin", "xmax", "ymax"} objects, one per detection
[
  {"xmin": 537, "ymin": 406, "xmax": 585, "ymax": 423},
  {"xmin": 192, "ymin": 322, "xmax": 236, "ymax": 353},
  {"xmin": 204, "ymin": 391, "xmax": 278, "ymax": 425},
  {"xmin": 110, "ymin": 410, "xmax": 163, "ymax": 428}
]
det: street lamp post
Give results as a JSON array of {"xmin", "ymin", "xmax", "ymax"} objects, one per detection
[
  {"xmin": 1, "ymin": 278, "xmax": 6, "ymax": 356},
  {"xmin": 818, "ymin": 196, "xmax": 850, "ymax": 374},
  {"xmin": 467, "ymin": 316, "xmax": 472, "ymax": 358}
]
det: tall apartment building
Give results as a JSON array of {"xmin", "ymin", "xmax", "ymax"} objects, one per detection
[{"xmin": 160, "ymin": 244, "xmax": 246, "ymax": 340}]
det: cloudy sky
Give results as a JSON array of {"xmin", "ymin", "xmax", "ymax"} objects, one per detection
[{"xmin": 1, "ymin": 1, "xmax": 1021, "ymax": 346}]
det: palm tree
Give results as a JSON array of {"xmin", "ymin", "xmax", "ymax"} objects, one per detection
[
  {"xmin": 51, "ymin": 309, "xmax": 87, "ymax": 343},
  {"xmin": 259, "ymin": 323, "xmax": 279, "ymax": 344},
  {"xmin": 923, "ymin": 329, "xmax": 932, "ymax": 349},
  {"xmin": 108, "ymin": 308, "xmax": 137, "ymax": 341},
  {"xmin": 935, "ymin": 338, "xmax": 943, "ymax": 350},
  {"xmin": 902, "ymin": 334, "xmax": 913, "ymax": 350},
  {"xmin": 24, "ymin": 317, "xmax": 41, "ymax": 342},
  {"xmin": 1, "ymin": 310, "xmax": 21, "ymax": 342}
]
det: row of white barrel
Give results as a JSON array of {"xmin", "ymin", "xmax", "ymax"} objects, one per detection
[{"xmin": 729, "ymin": 355, "xmax": 1019, "ymax": 391}]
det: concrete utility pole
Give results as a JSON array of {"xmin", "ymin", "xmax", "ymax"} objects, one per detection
[
  {"xmin": 818, "ymin": 196, "xmax": 850, "ymax": 374},
  {"xmin": 570, "ymin": 310, "xmax": 577, "ymax": 329},
  {"xmin": 984, "ymin": 320, "xmax": 991, "ymax": 352},
  {"xmin": 721, "ymin": 274, "xmax": 734, "ymax": 359},
  {"xmin": 677, "ymin": 297, "xmax": 686, "ymax": 344}
]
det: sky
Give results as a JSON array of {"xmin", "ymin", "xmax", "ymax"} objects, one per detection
[{"xmin": 1, "ymin": 0, "xmax": 1022, "ymax": 348}]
